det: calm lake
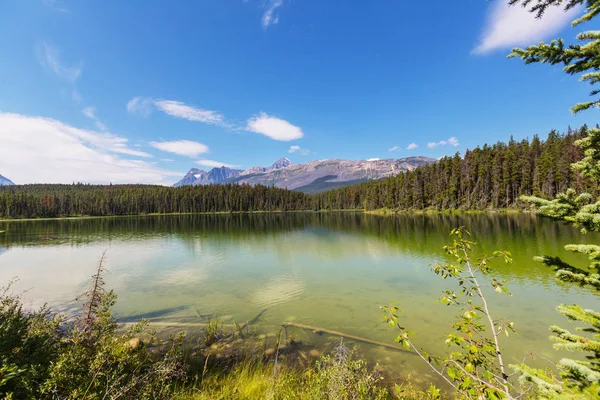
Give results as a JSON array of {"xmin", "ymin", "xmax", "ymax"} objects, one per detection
[{"xmin": 1, "ymin": 212, "xmax": 598, "ymax": 384}]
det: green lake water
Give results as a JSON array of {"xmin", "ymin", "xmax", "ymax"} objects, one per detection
[{"xmin": 1, "ymin": 212, "xmax": 598, "ymax": 385}]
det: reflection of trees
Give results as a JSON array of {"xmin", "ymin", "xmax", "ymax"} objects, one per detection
[{"xmin": 0, "ymin": 213, "xmax": 596, "ymax": 287}]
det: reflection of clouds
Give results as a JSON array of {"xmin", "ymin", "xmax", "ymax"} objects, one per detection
[
  {"xmin": 160, "ymin": 268, "xmax": 207, "ymax": 287},
  {"xmin": 253, "ymin": 275, "xmax": 304, "ymax": 307},
  {"xmin": 0, "ymin": 246, "xmax": 8, "ymax": 258},
  {"xmin": 0, "ymin": 240, "xmax": 163, "ymax": 310}
]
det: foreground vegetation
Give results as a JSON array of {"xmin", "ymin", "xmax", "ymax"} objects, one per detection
[{"xmin": 0, "ymin": 260, "xmax": 393, "ymax": 400}]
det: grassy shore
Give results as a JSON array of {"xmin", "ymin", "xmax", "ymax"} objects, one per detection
[
  {"xmin": 0, "ymin": 207, "xmax": 531, "ymax": 222},
  {"xmin": 365, "ymin": 207, "xmax": 528, "ymax": 215}
]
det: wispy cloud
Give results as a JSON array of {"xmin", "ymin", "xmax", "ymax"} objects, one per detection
[
  {"xmin": 367, "ymin": 158, "xmax": 380, "ymax": 161},
  {"xmin": 389, "ymin": 146, "xmax": 400, "ymax": 152},
  {"xmin": 128, "ymin": 97, "xmax": 304, "ymax": 143},
  {"xmin": 261, "ymin": 0, "xmax": 284, "ymax": 29},
  {"xmin": 473, "ymin": 2, "xmax": 580, "ymax": 54},
  {"xmin": 41, "ymin": 0, "xmax": 69, "ymax": 12},
  {"xmin": 288, "ymin": 145, "xmax": 310, "ymax": 155},
  {"xmin": 81, "ymin": 106, "xmax": 95, "ymax": 119},
  {"xmin": 127, "ymin": 96, "xmax": 154, "ymax": 117},
  {"xmin": 195, "ymin": 159, "xmax": 240, "ymax": 169},
  {"xmin": 154, "ymin": 100, "xmax": 225, "ymax": 125},
  {"xmin": 0, "ymin": 113, "xmax": 176, "ymax": 185},
  {"xmin": 81, "ymin": 106, "xmax": 107, "ymax": 131},
  {"xmin": 247, "ymin": 112, "xmax": 304, "ymax": 141},
  {"xmin": 149, "ymin": 140, "xmax": 210, "ymax": 158},
  {"xmin": 127, "ymin": 97, "xmax": 225, "ymax": 126},
  {"xmin": 406, "ymin": 143, "xmax": 418, "ymax": 150},
  {"xmin": 71, "ymin": 89, "xmax": 82, "ymax": 103},
  {"xmin": 427, "ymin": 137, "xmax": 459, "ymax": 149},
  {"xmin": 36, "ymin": 41, "xmax": 83, "ymax": 83}
]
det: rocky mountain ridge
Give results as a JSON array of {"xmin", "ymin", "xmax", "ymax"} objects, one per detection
[
  {"xmin": 174, "ymin": 156, "xmax": 435, "ymax": 193},
  {"xmin": 0, "ymin": 174, "xmax": 14, "ymax": 186}
]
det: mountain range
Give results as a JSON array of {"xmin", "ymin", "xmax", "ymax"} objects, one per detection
[
  {"xmin": 174, "ymin": 156, "xmax": 435, "ymax": 193},
  {"xmin": 0, "ymin": 174, "xmax": 14, "ymax": 186}
]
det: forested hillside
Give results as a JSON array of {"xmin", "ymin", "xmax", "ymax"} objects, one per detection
[
  {"xmin": 313, "ymin": 126, "xmax": 597, "ymax": 211},
  {"xmin": 0, "ymin": 126, "xmax": 596, "ymax": 218}
]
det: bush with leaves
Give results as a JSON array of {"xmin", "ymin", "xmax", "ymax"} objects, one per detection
[
  {"xmin": 382, "ymin": 228, "xmax": 543, "ymax": 399},
  {"xmin": 309, "ymin": 338, "xmax": 389, "ymax": 400},
  {"xmin": 0, "ymin": 282, "xmax": 64, "ymax": 398},
  {"xmin": 0, "ymin": 254, "xmax": 188, "ymax": 400}
]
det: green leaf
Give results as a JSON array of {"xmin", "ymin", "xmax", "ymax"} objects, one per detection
[{"xmin": 447, "ymin": 368, "xmax": 457, "ymax": 380}]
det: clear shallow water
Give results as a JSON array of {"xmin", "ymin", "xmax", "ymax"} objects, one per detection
[{"xmin": 1, "ymin": 213, "xmax": 598, "ymax": 384}]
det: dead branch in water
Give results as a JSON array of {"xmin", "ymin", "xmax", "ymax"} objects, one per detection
[
  {"xmin": 78, "ymin": 250, "xmax": 108, "ymax": 333},
  {"xmin": 282, "ymin": 322, "xmax": 414, "ymax": 354},
  {"xmin": 224, "ymin": 308, "xmax": 268, "ymax": 342}
]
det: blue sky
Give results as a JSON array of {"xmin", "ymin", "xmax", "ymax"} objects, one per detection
[{"xmin": 0, "ymin": 0, "xmax": 594, "ymax": 185}]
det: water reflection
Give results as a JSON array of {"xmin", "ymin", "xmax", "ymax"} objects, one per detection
[{"xmin": 0, "ymin": 212, "xmax": 598, "ymax": 383}]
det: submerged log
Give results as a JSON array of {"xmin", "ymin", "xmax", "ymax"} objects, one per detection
[
  {"xmin": 119, "ymin": 321, "xmax": 238, "ymax": 328},
  {"xmin": 282, "ymin": 322, "xmax": 414, "ymax": 354},
  {"xmin": 223, "ymin": 308, "xmax": 268, "ymax": 342}
]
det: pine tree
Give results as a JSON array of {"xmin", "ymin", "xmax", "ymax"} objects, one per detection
[
  {"xmin": 510, "ymin": 0, "xmax": 600, "ymax": 395},
  {"xmin": 508, "ymin": 0, "xmax": 600, "ymax": 113}
]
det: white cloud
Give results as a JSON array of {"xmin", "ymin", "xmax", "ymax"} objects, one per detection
[
  {"xmin": 367, "ymin": 158, "xmax": 380, "ymax": 161},
  {"xmin": 81, "ymin": 106, "xmax": 107, "ymax": 131},
  {"xmin": 407, "ymin": 143, "xmax": 418, "ymax": 150},
  {"xmin": 389, "ymin": 146, "xmax": 400, "ymax": 152},
  {"xmin": 41, "ymin": 0, "xmax": 69, "ymax": 12},
  {"xmin": 427, "ymin": 137, "xmax": 460, "ymax": 149},
  {"xmin": 246, "ymin": 112, "xmax": 303, "ymax": 141},
  {"xmin": 288, "ymin": 145, "xmax": 310, "ymax": 155},
  {"xmin": 82, "ymin": 106, "xmax": 96, "ymax": 119},
  {"xmin": 262, "ymin": 0, "xmax": 283, "ymax": 29},
  {"xmin": 160, "ymin": 158, "xmax": 175, "ymax": 163},
  {"xmin": 36, "ymin": 41, "xmax": 83, "ymax": 83},
  {"xmin": 154, "ymin": 100, "xmax": 225, "ymax": 125},
  {"xmin": 473, "ymin": 2, "xmax": 580, "ymax": 54},
  {"xmin": 127, "ymin": 97, "xmax": 225, "ymax": 126},
  {"xmin": 195, "ymin": 159, "xmax": 240, "ymax": 169},
  {"xmin": 0, "ymin": 113, "xmax": 179, "ymax": 185},
  {"xmin": 149, "ymin": 140, "xmax": 210, "ymax": 158},
  {"xmin": 127, "ymin": 96, "xmax": 154, "ymax": 117}
]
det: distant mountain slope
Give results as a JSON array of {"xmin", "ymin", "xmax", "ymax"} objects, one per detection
[
  {"xmin": 0, "ymin": 174, "xmax": 14, "ymax": 186},
  {"xmin": 173, "ymin": 156, "xmax": 435, "ymax": 192},
  {"xmin": 294, "ymin": 176, "xmax": 370, "ymax": 194},
  {"xmin": 226, "ymin": 157, "xmax": 435, "ymax": 192},
  {"xmin": 173, "ymin": 166, "xmax": 242, "ymax": 187}
]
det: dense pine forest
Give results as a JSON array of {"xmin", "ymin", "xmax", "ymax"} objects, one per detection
[
  {"xmin": 0, "ymin": 126, "xmax": 596, "ymax": 219},
  {"xmin": 314, "ymin": 125, "xmax": 597, "ymax": 211}
]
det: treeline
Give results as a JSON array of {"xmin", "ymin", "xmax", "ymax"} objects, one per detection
[
  {"xmin": 0, "ymin": 183, "xmax": 313, "ymax": 219},
  {"xmin": 313, "ymin": 125, "xmax": 597, "ymax": 211},
  {"xmin": 0, "ymin": 126, "xmax": 596, "ymax": 218}
]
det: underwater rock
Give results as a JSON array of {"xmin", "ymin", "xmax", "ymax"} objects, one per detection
[
  {"xmin": 264, "ymin": 348, "xmax": 276, "ymax": 357},
  {"xmin": 126, "ymin": 338, "xmax": 142, "ymax": 350}
]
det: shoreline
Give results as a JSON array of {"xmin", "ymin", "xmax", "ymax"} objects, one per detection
[{"xmin": 0, "ymin": 208, "xmax": 531, "ymax": 222}]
